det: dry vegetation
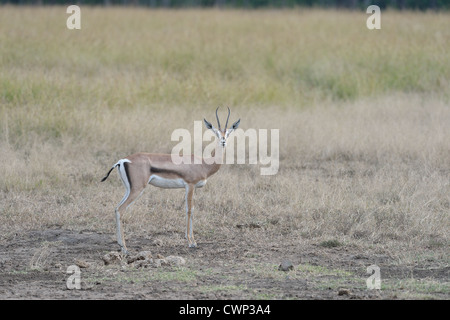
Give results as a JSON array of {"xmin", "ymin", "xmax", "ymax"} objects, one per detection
[{"xmin": 0, "ymin": 7, "xmax": 449, "ymax": 299}]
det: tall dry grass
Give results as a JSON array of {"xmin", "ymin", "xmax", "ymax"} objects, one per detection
[{"xmin": 0, "ymin": 7, "xmax": 449, "ymax": 255}]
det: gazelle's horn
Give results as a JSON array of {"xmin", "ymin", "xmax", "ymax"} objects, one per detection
[
  {"xmin": 215, "ymin": 106, "xmax": 221, "ymax": 130},
  {"xmin": 224, "ymin": 107, "xmax": 231, "ymax": 130}
]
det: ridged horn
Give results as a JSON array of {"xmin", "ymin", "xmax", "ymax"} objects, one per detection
[
  {"xmin": 225, "ymin": 107, "xmax": 230, "ymax": 130},
  {"xmin": 215, "ymin": 106, "xmax": 221, "ymax": 130}
]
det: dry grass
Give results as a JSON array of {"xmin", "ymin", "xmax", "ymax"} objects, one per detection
[
  {"xmin": 1, "ymin": 94, "xmax": 448, "ymax": 254},
  {"xmin": 0, "ymin": 7, "xmax": 449, "ymax": 260}
]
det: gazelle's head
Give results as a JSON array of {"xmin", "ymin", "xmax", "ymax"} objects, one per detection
[{"xmin": 204, "ymin": 107, "xmax": 240, "ymax": 148}]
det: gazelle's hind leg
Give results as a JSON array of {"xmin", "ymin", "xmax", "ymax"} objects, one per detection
[
  {"xmin": 115, "ymin": 188, "xmax": 144, "ymax": 254},
  {"xmin": 115, "ymin": 160, "xmax": 146, "ymax": 254}
]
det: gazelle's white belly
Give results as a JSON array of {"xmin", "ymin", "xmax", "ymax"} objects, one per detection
[
  {"xmin": 148, "ymin": 175, "xmax": 207, "ymax": 189},
  {"xmin": 195, "ymin": 180, "xmax": 207, "ymax": 188},
  {"xmin": 148, "ymin": 175, "xmax": 186, "ymax": 189}
]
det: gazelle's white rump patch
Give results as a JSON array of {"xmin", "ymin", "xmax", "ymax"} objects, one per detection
[
  {"xmin": 114, "ymin": 158, "xmax": 131, "ymax": 168},
  {"xmin": 116, "ymin": 159, "xmax": 132, "ymax": 208}
]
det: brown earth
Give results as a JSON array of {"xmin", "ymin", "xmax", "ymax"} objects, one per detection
[{"xmin": 0, "ymin": 228, "xmax": 447, "ymax": 300}]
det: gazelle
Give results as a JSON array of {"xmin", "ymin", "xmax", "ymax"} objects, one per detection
[{"xmin": 101, "ymin": 107, "xmax": 240, "ymax": 254}]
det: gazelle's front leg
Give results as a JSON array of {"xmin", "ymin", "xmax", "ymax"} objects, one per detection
[
  {"xmin": 115, "ymin": 209, "xmax": 128, "ymax": 254},
  {"xmin": 185, "ymin": 185, "xmax": 196, "ymax": 248}
]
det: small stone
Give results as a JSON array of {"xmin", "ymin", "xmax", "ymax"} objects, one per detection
[
  {"xmin": 127, "ymin": 251, "xmax": 152, "ymax": 264},
  {"xmin": 102, "ymin": 252, "xmax": 123, "ymax": 265},
  {"xmin": 134, "ymin": 258, "xmax": 154, "ymax": 269},
  {"xmin": 80, "ymin": 280, "xmax": 93, "ymax": 290},
  {"xmin": 153, "ymin": 259, "xmax": 162, "ymax": 268},
  {"xmin": 165, "ymin": 256, "xmax": 186, "ymax": 267},
  {"xmin": 338, "ymin": 288, "xmax": 351, "ymax": 296},
  {"xmin": 139, "ymin": 251, "xmax": 152, "ymax": 260},
  {"xmin": 75, "ymin": 259, "xmax": 89, "ymax": 268},
  {"xmin": 278, "ymin": 260, "xmax": 294, "ymax": 272},
  {"xmin": 159, "ymin": 258, "xmax": 169, "ymax": 266}
]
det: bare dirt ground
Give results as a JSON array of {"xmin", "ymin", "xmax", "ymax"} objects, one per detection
[{"xmin": 0, "ymin": 228, "xmax": 448, "ymax": 300}]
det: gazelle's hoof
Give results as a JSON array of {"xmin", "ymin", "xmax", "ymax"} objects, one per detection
[{"xmin": 119, "ymin": 246, "xmax": 129, "ymax": 255}]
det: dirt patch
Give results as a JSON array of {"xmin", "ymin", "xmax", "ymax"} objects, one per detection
[{"xmin": 0, "ymin": 228, "xmax": 448, "ymax": 299}]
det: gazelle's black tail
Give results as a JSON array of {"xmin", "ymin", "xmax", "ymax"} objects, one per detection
[
  {"xmin": 101, "ymin": 166, "xmax": 116, "ymax": 182},
  {"xmin": 101, "ymin": 159, "xmax": 132, "ymax": 182}
]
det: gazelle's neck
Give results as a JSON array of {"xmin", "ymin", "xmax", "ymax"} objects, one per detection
[{"xmin": 205, "ymin": 146, "xmax": 225, "ymax": 177}]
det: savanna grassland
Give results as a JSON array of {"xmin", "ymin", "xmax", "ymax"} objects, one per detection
[{"xmin": 0, "ymin": 7, "xmax": 449, "ymax": 300}]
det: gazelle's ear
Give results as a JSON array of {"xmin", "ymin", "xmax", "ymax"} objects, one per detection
[
  {"xmin": 231, "ymin": 119, "xmax": 240, "ymax": 130},
  {"xmin": 204, "ymin": 118, "xmax": 214, "ymax": 130},
  {"xmin": 204, "ymin": 118, "xmax": 221, "ymax": 139}
]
